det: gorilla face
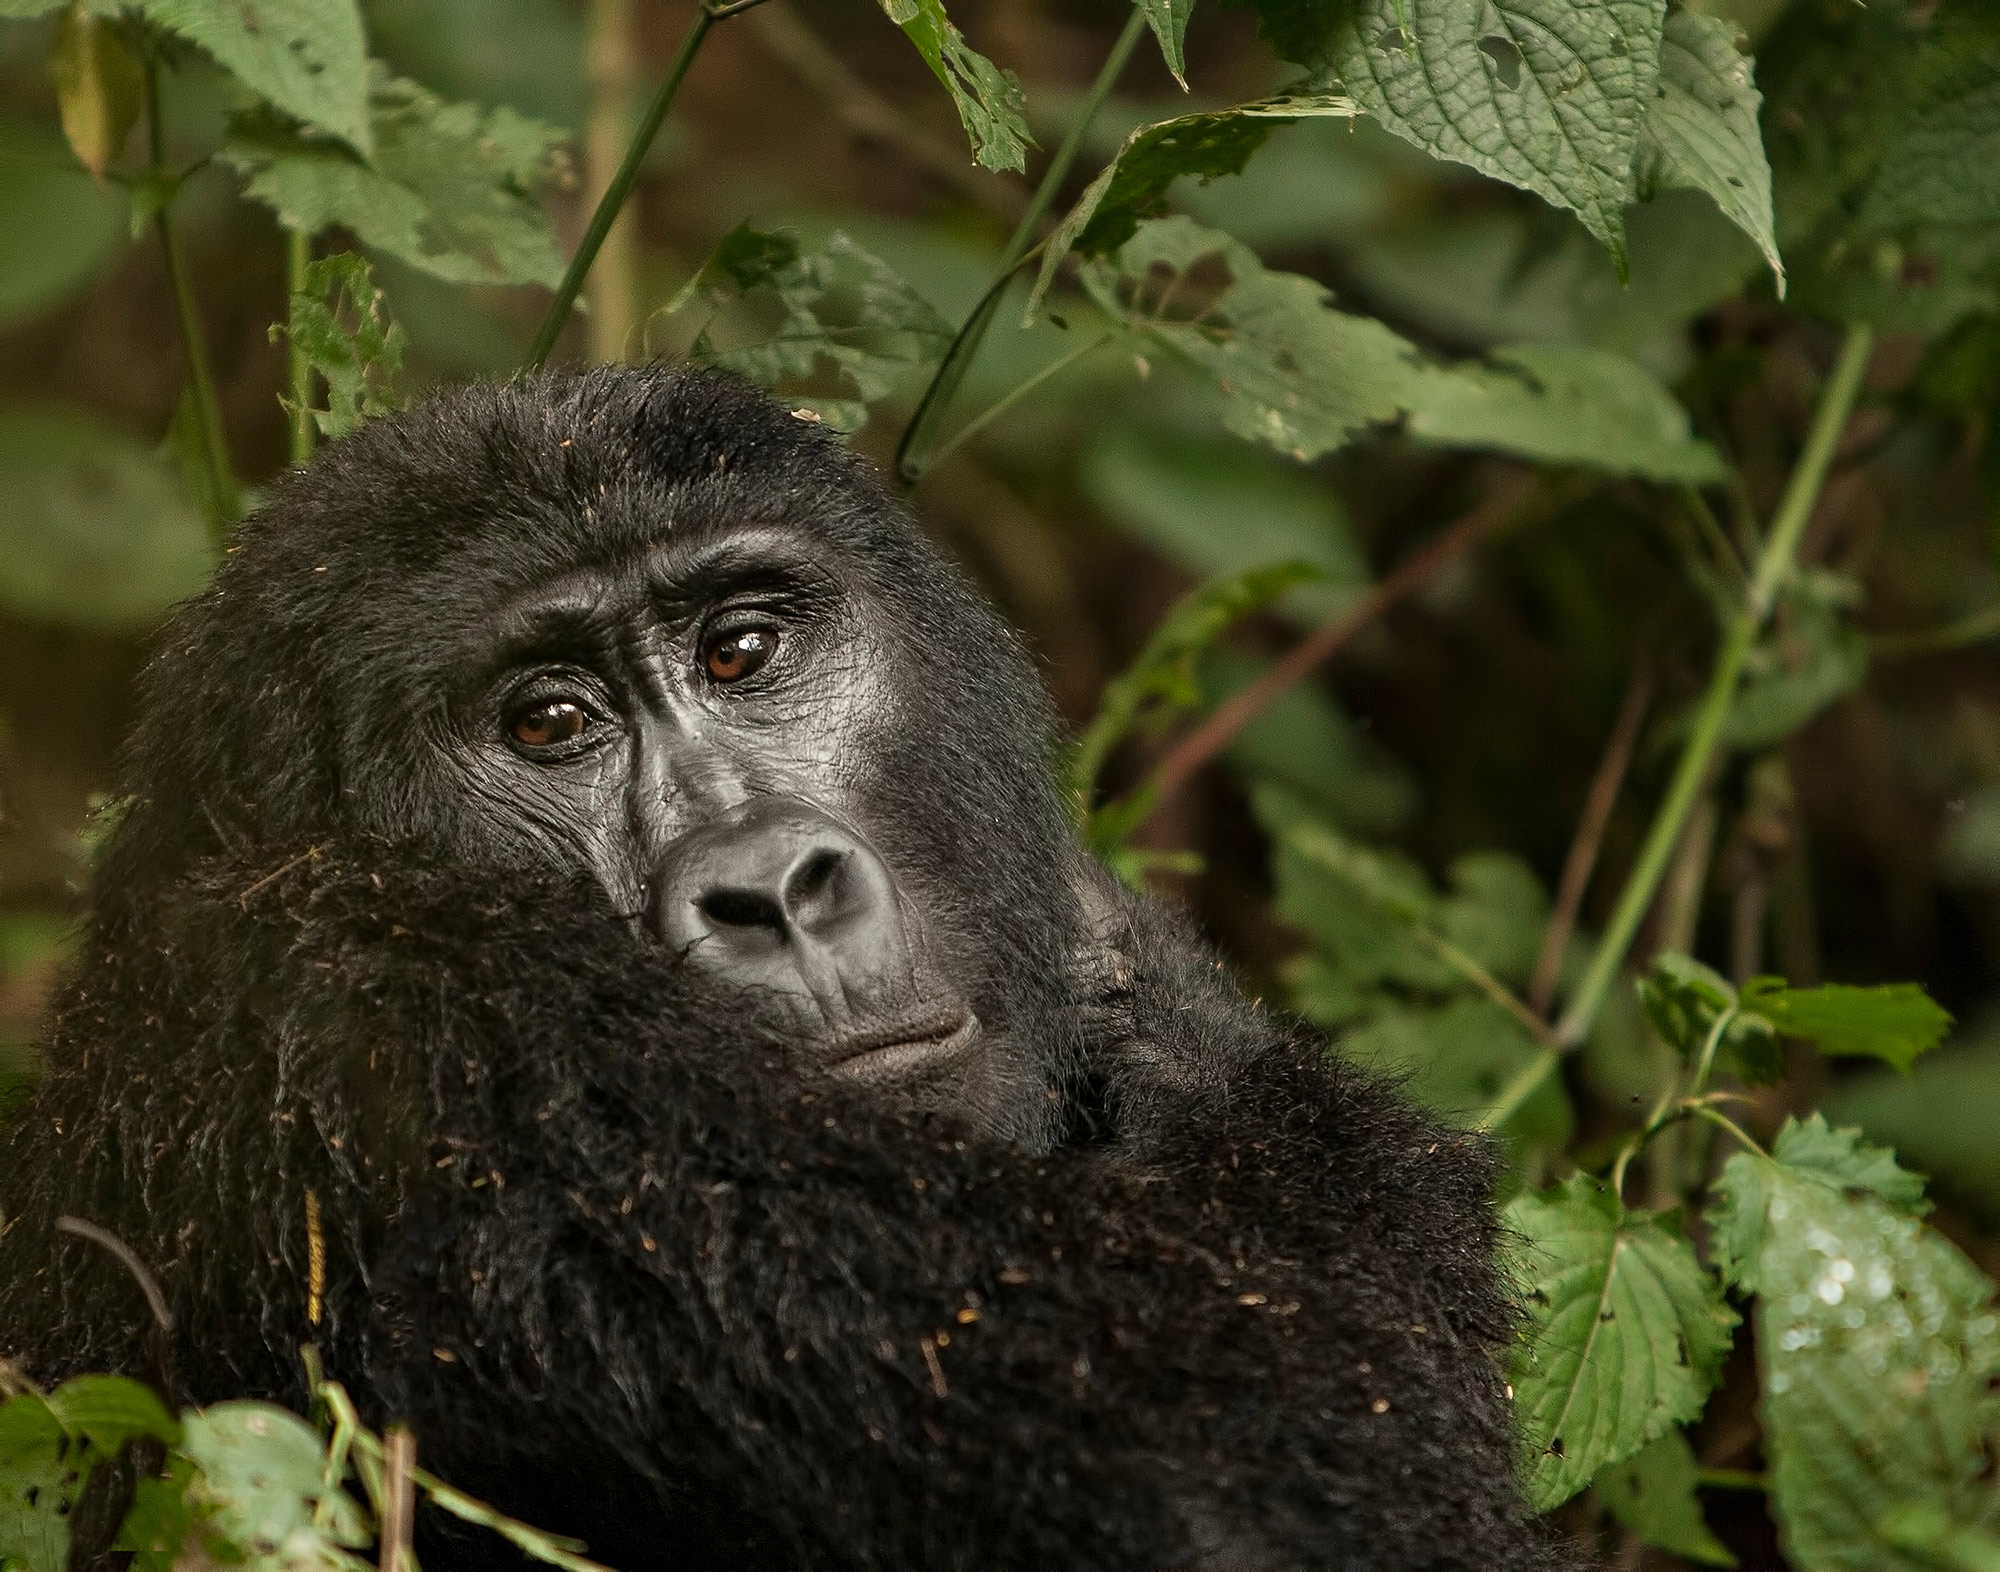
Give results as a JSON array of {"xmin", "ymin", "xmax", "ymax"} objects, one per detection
[{"xmin": 111, "ymin": 370, "xmax": 1087, "ymax": 1145}]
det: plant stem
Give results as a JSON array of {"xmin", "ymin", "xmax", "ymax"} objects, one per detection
[
  {"xmin": 895, "ymin": 6, "xmax": 1147, "ymax": 484},
  {"xmin": 527, "ymin": 4, "xmax": 729, "ymax": 369},
  {"xmin": 148, "ymin": 57, "xmax": 238, "ymax": 536},
  {"xmin": 1480, "ymin": 324, "xmax": 1874, "ymax": 1129},
  {"xmin": 922, "ymin": 330, "xmax": 1118, "ymax": 471},
  {"xmin": 1872, "ymin": 602, "xmax": 2000, "ymax": 659},
  {"xmin": 286, "ymin": 228, "xmax": 314, "ymax": 465}
]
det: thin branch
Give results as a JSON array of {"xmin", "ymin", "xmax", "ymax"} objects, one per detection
[
  {"xmin": 58, "ymin": 1216, "xmax": 172, "ymax": 1332},
  {"xmin": 1871, "ymin": 602, "xmax": 2000, "ymax": 659},
  {"xmin": 921, "ymin": 330, "xmax": 1119, "ymax": 470},
  {"xmin": 896, "ymin": 7, "xmax": 1148, "ymax": 484},
  {"xmin": 1136, "ymin": 472, "xmax": 1534, "ymax": 827},
  {"xmin": 749, "ymin": 3, "xmax": 1026, "ymax": 223},
  {"xmin": 1527, "ymin": 664, "xmax": 1653, "ymax": 1017},
  {"xmin": 286, "ymin": 229, "xmax": 313, "ymax": 465},
  {"xmin": 379, "ymin": 1427, "xmax": 416, "ymax": 1572}
]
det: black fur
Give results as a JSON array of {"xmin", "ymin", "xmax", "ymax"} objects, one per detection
[{"xmin": 0, "ymin": 368, "xmax": 1573, "ymax": 1569}]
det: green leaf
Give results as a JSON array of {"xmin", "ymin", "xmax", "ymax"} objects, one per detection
[
  {"xmin": 1080, "ymin": 217, "xmax": 1423, "ymax": 461},
  {"xmin": 1028, "ymin": 89, "xmax": 1358, "ymax": 322},
  {"xmin": 1708, "ymin": 1131, "xmax": 2000, "ymax": 1572},
  {"xmin": 1863, "ymin": 64, "xmax": 2000, "ymax": 234},
  {"xmin": 876, "ymin": 0, "xmax": 1029, "ymax": 173},
  {"xmin": 1505, "ymin": 1175, "xmax": 1737, "ymax": 1511},
  {"xmin": 1438, "ymin": 850, "xmax": 1549, "ymax": 987},
  {"xmin": 1739, "ymin": 980, "xmax": 1953, "ymax": 1075},
  {"xmin": 0, "ymin": 121, "xmax": 125, "ymax": 329},
  {"xmin": 1826, "ymin": 1032, "xmax": 2000, "ymax": 1219},
  {"xmin": 50, "ymin": 6, "xmax": 141, "ymax": 179},
  {"xmin": 0, "ymin": 404, "xmax": 214, "ymax": 630},
  {"xmin": 1317, "ymin": 0, "xmax": 1667, "ymax": 274},
  {"xmin": 1633, "ymin": 8, "xmax": 1781, "ymax": 294},
  {"xmin": 1767, "ymin": 1113, "xmax": 1931, "ymax": 1214},
  {"xmin": 1139, "ymin": 0, "xmax": 1195, "ymax": 89},
  {"xmin": 1339, "ymin": 995, "xmax": 1572, "ymax": 1146},
  {"xmin": 1405, "ymin": 344, "xmax": 1727, "ymax": 483},
  {"xmin": 1634, "ymin": 951, "xmax": 1782, "ymax": 1084},
  {"xmin": 647, "ymin": 226, "xmax": 953, "ymax": 435},
  {"xmin": 1720, "ymin": 571, "xmax": 1869, "ymax": 751},
  {"xmin": 0, "ymin": 0, "xmax": 66, "ymax": 15},
  {"xmin": 179, "ymin": 1402, "xmax": 371, "ymax": 1560},
  {"xmin": 1594, "ymin": 1427, "xmax": 1737, "ymax": 1567},
  {"xmin": 1879, "ymin": 1503, "xmax": 2000, "ymax": 1572},
  {"xmin": 46, "ymin": 1376, "xmax": 178, "ymax": 1454},
  {"xmin": 0, "ymin": 1393, "xmax": 74, "ymax": 1572},
  {"xmin": 274, "ymin": 253, "xmax": 406, "ymax": 440},
  {"xmin": 135, "ymin": 0, "xmax": 370, "ymax": 155},
  {"xmin": 221, "ymin": 70, "xmax": 568, "ymax": 288}
]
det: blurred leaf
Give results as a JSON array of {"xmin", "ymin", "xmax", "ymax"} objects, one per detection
[
  {"xmin": 1505, "ymin": 1175, "xmax": 1737, "ymax": 1511},
  {"xmin": 1636, "ymin": 951, "xmax": 1783, "ymax": 1084},
  {"xmin": 0, "ymin": 404, "xmax": 214, "ymax": 630},
  {"xmin": 1719, "ymin": 573, "xmax": 1869, "ymax": 750},
  {"xmin": 46, "ymin": 1376, "xmax": 178, "ymax": 1454},
  {"xmin": 0, "ymin": 121, "xmax": 125, "ymax": 328},
  {"xmin": 0, "ymin": 0, "xmax": 66, "ymax": 14},
  {"xmin": 876, "ymin": 0, "xmax": 1029, "ymax": 173},
  {"xmin": 1593, "ymin": 1428, "xmax": 1737, "ymax": 1567},
  {"xmin": 1880, "ymin": 1502, "xmax": 2000, "ymax": 1572},
  {"xmin": 1311, "ymin": 0, "xmax": 1667, "ymax": 274},
  {"xmin": 1079, "ymin": 424, "xmax": 1370, "ymax": 625},
  {"xmin": 1827, "ymin": 1029, "xmax": 2000, "ymax": 1218},
  {"xmin": 1139, "ymin": 0, "xmax": 1195, "ymax": 89},
  {"xmin": 136, "ymin": 0, "xmax": 370, "ymax": 155},
  {"xmin": 1340, "ymin": 995, "xmax": 1572, "ymax": 1145},
  {"xmin": 365, "ymin": 0, "xmax": 587, "ymax": 128},
  {"xmin": 115, "ymin": 1451, "xmax": 203, "ymax": 1564},
  {"xmin": 49, "ymin": 6, "xmax": 140, "ymax": 178},
  {"xmin": 1708, "ymin": 1124, "xmax": 2000, "ymax": 1572},
  {"xmin": 1405, "ymin": 344, "xmax": 1727, "ymax": 482},
  {"xmin": 1738, "ymin": 979, "xmax": 1953, "ymax": 1074},
  {"xmin": 273, "ymin": 252, "xmax": 406, "ymax": 439},
  {"xmin": 1028, "ymin": 88, "xmax": 1358, "ymax": 322},
  {"xmin": 1634, "ymin": 8, "xmax": 1781, "ymax": 293},
  {"xmin": 1439, "ymin": 850, "xmax": 1549, "ymax": 986},
  {"xmin": 0, "ymin": 1392, "xmax": 73, "ymax": 1572},
  {"xmin": 222, "ymin": 69, "xmax": 568, "ymax": 288},
  {"xmin": 1176, "ymin": 115, "xmax": 1398, "ymax": 248},
  {"xmin": 1862, "ymin": 63, "xmax": 2000, "ymax": 234},
  {"xmin": 180, "ymin": 1402, "xmax": 372, "ymax": 1560},
  {"xmin": 648, "ymin": 226, "xmax": 953, "ymax": 434}
]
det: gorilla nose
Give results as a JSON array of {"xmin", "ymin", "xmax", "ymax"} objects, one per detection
[{"xmin": 656, "ymin": 798, "xmax": 914, "ymax": 1018}]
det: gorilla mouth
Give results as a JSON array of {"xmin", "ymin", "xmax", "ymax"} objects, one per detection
[{"xmin": 828, "ymin": 1006, "xmax": 981, "ymax": 1085}]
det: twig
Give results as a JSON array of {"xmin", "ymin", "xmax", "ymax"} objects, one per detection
[
  {"xmin": 896, "ymin": 7, "xmax": 1148, "ymax": 483},
  {"xmin": 1871, "ymin": 602, "xmax": 2000, "ymax": 659},
  {"xmin": 378, "ymin": 1426, "xmax": 416, "ymax": 1572},
  {"xmin": 920, "ymin": 330, "xmax": 1119, "ymax": 470},
  {"xmin": 237, "ymin": 844, "xmax": 326, "ymax": 908},
  {"xmin": 58, "ymin": 1216, "xmax": 172, "ymax": 1332},
  {"xmin": 1526, "ymin": 665, "xmax": 1653, "ymax": 1016},
  {"xmin": 1136, "ymin": 473, "xmax": 1532, "ymax": 827},
  {"xmin": 749, "ymin": 3, "xmax": 1026, "ymax": 223}
]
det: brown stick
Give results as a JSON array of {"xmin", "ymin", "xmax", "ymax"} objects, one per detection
[
  {"xmin": 1527, "ymin": 665, "xmax": 1653, "ymax": 1017},
  {"xmin": 379, "ymin": 1426, "xmax": 416, "ymax": 1572},
  {"xmin": 1139, "ymin": 472, "xmax": 1534, "ymax": 822}
]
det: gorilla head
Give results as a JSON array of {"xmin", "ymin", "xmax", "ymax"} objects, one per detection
[{"xmin": 112, "ymin": 370, "xmax": 1088, "ymax": 1144}]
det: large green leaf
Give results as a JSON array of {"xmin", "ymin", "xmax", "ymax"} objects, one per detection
[
  {"xmin": 1316, "ymin": 0, "xmax": 1667, "ymax": 273},
  {"xmin": 1863, "ymin": 64, "xmax": 2000, "ymax": 234},
  {"xmin": 1708, "ymin": 1121, "xmax": 2000, "ymax": 1572},
  {"xmin": 137, "ymin": 0, "xmax": 370, "ymax": 154},
  {"xmin": 1738, "ymin": 981, "xmax": 1953, "ymax": 1075},
  {"xmin": 0, "ymin": 1394, "xmax": 73, "ymax": 1572},
  {"xmin": 1506, "ymin": 1175, "xmax": 1737, "ymax": 1511},
  {"xmin": 876, "ymin": 0, "xmax": 1029, "ymax": 173},
  {"xmin": 0, "ymin": 404, "xmax": 214, "ymax": 630},
  {"xmin": 179, "ymin": 1402, "xmax": 372, "ymax": 1561},
  {"xmin": 1634, "ymin": 8, "xmax": 1781, "ymax": 293},
  {"xmin": 0, "ymin": 122, "xmax": 124, "ymax": 329},
  {"xmin": 222, "ymin": 70, "xmax": 567, "ymax": 288}
]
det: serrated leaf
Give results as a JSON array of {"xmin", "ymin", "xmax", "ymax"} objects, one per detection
[
  {"xmin": 1406, "ymin": 344, "xmax": 1727, "ymax": 482},
  {"xmin": 1505, "ymin": 1175, "xmax": 1737, "ymax": 1511},
  {"xmin": 135, "ymin": 0, "xmax": 369, "ymax": 155},
  {"xmin": 1739, "ymin": 980, "xmax": 1953, "ymax": 1074},
  {"xmin": 273, "ymin": 252, "xmax": 406, "ymax": 440},
  {"xmin": 49, "ymin": 6, "xmax": 141, "ymax": 179},
  {"xmin": 647, "ymin": 226, "xmax": 952, "ymax": 436},
  {"xmin": 1594, "ymin": 1427, "xmax": 1737, "ymax": 1567},
  {"xmin": 1707, "ymin": 1132, "xmax": 2000, "ymax": 1572},
  {"xmin": 1319, "ymin": 0, "xmax": 1666, "ymax": 274},
  {"xmin": 1027, "ymin": 89, "xmax": 1357, "ymax": 322},
  {"xmin": 877, "ymin": 0, "xmax": 1029, "ymax": 173},
  {"xmin": 1767, "ymin": 1113, "xmax": 1932, "ymax": 1214},
  {"xmin": 0, "ymin": 1393, "xmax": 74, "ymax": 1572},
  {"xmin": 1140, "ymin": 0, "xmax": 1195, "ymax": 89},
  {"xmin": 222, "ymin": 70, "xmax": 568, "ymax": 288},
  {"xmin": 1633, "ymin": 9, "xmax": 1780, "ymax": 294}
]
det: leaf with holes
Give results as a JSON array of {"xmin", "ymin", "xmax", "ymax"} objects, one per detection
[
  {"xmin": 1316, "ymin": 0, "xmax": 1666, "ymax": 275},
  {"xmin": 1505, "ymin": 1175, "xmax": 1737, "ymax": 1511},
  {"xmin": 273, "ymin": 253, "xmax": 407, "ymax": 439},
  {"xmin": 1709, "ymin": 1123, "xmax": 2000, "ymax": 1572},
  {"xmin": 1027, "ymin": 89, "xmax": 1357, "ymax": 322},
  {"xmin": 876, "ymin": 0, "xmax": 1030, "ymax": 173},
  {"xmin": 0, "ymin": 1393, "xmax": 75, "ymax": 1572},
  {"xmin": 1633, "ymin": 9, "xmax": 1781, "ymax": 293},
  {"xmin": 136, "ymin": 0, "xmax": 370, "ymax": 155}
]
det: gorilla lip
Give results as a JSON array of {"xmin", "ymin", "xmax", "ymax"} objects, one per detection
[{"xmin": 827, "ymin": 1007, "xmax": 979, "ymax": 1082}]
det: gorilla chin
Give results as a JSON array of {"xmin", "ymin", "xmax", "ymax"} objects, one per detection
[{"xmin": 0, "ymin": 366, "xmax": 1578, "ymax": 1571}]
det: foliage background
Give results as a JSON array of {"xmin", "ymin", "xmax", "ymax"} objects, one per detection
[{"xmin": 2, "ymin": 0, "xmax": 1999, "ymax": 1567}]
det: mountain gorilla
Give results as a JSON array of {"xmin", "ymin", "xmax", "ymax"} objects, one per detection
[{"xmin": 0, "ymin": 368, "xmax": 1569, "ymax": 1569}]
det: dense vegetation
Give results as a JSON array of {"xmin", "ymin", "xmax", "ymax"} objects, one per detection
[{"xmin": 1, "ymin": 0, "xmax": 1998, "ymax": 1565}]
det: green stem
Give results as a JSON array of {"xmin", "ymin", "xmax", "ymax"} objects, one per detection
[
  {"xmin": 1698, "ymin": 1468, "xmax": 1768, "ymax": 1491},
  {"xmin": 895, "ymin": 6, "xmax": 1148, "ymax": 484},
  {"xmin": 1872, "ymin": 602, "xmax": 2000, "ymax": 659},
  {"xmin": 921, "ymin": 330, "xmax": 1118, "ymax": 471},
  {"xmin": 1688, "ymin": 1101, "xmax": 1767, "ymax": 1157},
  {"xmin": 148, "ymin": 57, "xmax": 238, "ymax": 536},
  {"xmin": 286, "ymin": 228, "xmax": 314, "ymax": 465},
  {"xmin": 1480, "ymin": 324, "xmax": 1874, "ymax": 1131},
  {"xmin": 526, "ymin": 5, "xmax": 726, "ymax": 369}
]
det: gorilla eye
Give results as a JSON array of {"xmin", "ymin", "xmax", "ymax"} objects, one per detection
[
  {"xmin": 704, "ymin": 627, "xmax": 778, "ymax": 684},
  {"xmin": 509, "ymin": 701, "xmax": 590, "ymax": 750}
]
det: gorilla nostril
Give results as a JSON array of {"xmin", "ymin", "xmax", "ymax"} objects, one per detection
[
  {"xmin": 698, "ymin": 887, "xmax": 786, "ymax": 932},
  {"xmin": 785, "ymin": 848, "xmax": 847, "ymax": 912}
]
